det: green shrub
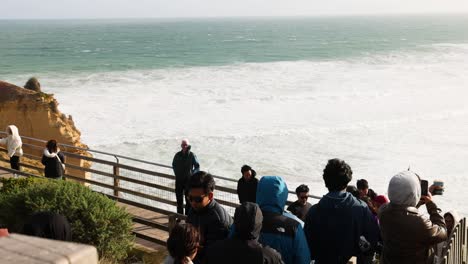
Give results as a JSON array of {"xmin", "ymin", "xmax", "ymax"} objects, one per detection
[{"xmin": 0, "ymin": 178, "xmax": 134, "ymax": 263}]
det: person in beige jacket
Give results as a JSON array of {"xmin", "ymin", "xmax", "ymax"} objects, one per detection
[
  {"xmin": 0, "ymin": 125, "xmax": 23, "ymax": 174},
  {"xmin": 379, "ymin": 171, "xmax": 447, "ymax": 264}
]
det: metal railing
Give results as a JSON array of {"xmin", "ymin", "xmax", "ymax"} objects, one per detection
[{"xmin": 0, "ymin": 132, "xmax": 321, "ymax": 246}]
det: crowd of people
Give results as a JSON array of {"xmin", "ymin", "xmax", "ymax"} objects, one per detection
[
  {"xmin": 0, "ymin": 131, "xmax": 460, "ymax": 264},
  {"xmin": 168, "ymin": 139, "xmax": 456, "ymax": 264}
]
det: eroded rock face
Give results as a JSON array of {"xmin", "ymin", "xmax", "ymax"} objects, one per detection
[{"xmin": 0, "ymin": 80, "xmax": 91, "ymax": 179}]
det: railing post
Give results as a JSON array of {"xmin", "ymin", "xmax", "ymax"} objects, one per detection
[{"xmin": 113, "ymin": 165, "xmax": 120, "ymax": 197}]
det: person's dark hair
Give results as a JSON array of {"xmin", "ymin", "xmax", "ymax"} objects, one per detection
[
  {"xmin": 46, "ymin": 139, "xmax": 58, "ymax": 153},
  {"xmin": 167, "ymin": 223, "xmax": 199, "ymax": 264},
  {"xmin": 188, "ymin": 171, "xmax": 215, "ymax": 194},
  {"xmin": 346, "ymin": 185, "xmax": 360, "ymax": 198},
  {"xmin": 241, "ymin": 165, "xmax": 252, "ymax": 174},
  {"xmin": 323, "ymin": 158, "xmax": 353, "ymax": 192},
  {"xmin": 295, "ymin": 184, "xmax": 309, "ymax": 194},
  {"xmin": 23, "ymin": 212, "xmax": 72, "ymax": 241},
  {"xmin": 356, "ymin": 179, "xmax": 369, "ymax": 190},
  {"xmin": 367, "ymin": 189, "xmax": 377, "ymax": 200}
]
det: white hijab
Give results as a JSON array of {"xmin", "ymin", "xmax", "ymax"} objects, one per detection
[
  {"xmin": 4, "ymin": 125, "xmax": 23, "ymax": 157},
  {"xmin": 388, "ymin": 171, "xmax": 421, "ymax": 207}
]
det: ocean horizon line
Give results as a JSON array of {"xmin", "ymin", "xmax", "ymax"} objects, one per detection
[{"xmin": 2, "ymin": 12, "xmax": 468, "ymax": 22}]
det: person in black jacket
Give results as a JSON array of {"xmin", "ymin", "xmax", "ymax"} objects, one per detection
[
  {"xmin": 304, "ymin": 159, "xmax": 380, "ymax": 264},
  {"xmin": 41, "ymin": 139, "xmax": 65, "ymax": 179},
  {"xmin": 186, "ymin": 171, "xmax": 233, "ymax": 263},
  {"xmin": 237, "ymin": 165, "xmax": 258, "ymax": 204},
  {"xmin": 206, "ymin": 202, "xmax": 284, "ymax": 264},
  {"xmin": 287, "ymin": 184, "xmax": 312, "ymax": 221},
  {"xmin": 172, "ymin": 139, "xmax": 200, "ymax": 215}
]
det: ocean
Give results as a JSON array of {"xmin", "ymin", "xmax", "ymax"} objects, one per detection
[{"xmin": 1, "ymin": 15, "xmax": 468, "ymax": 214}]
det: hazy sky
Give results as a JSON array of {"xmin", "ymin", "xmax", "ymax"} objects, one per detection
[{"xmin": 3, "ymin": 0, "xmax": 468, "ymax": 19}]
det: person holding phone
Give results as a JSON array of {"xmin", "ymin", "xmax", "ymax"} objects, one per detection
[{"xmin": 379, "ymin": 171, "xmax": 447, "ymax": 264}]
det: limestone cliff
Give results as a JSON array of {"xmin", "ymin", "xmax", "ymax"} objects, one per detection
[{"xmin": 0, "ymin": 80, "xmax": 91, "ymax": 179}]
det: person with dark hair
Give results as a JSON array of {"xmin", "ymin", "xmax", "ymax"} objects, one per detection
[
  {"xmin": 287, "ymin": 184, "xmax": 312, "ymax": 221},
  {"xmin": 0, "ymin": 125, "xmax": 23, "ymax": 175},
  {"xmin": 237, "ymin": 165, "xmax": 258, "ymax": 204},
  {"xmin": 304, "ymin": 159, "xmax": 380, "ymax": 264},
  {"xmin": 164, "ymin": 223, "xmax": 200, "ymax": 264},
  {"xmin": 41, "ymin": 139, "xmax": 65, "ymax": 179},
  {"xmin": 379, "ymin": 171, "xmax": 447, "ymax": 264},
  {"xmin": 173, "ymin": 139, "xmax": 200, "ymax": 215},
  {"xmin": 256, "ymin": 176, "xmax": 310, "ymax": 264},
  {"xmin": 206, "ymin": 202, "xmax": 284, "ymax": 264},
  {"xmin": 186, "ymin": 171, "xmax": 232, "ymax": 263},
  {"xmin": 23, "ymin": 212, "xmax": 72, "ymax": 241},
  {"xmin": 356, "ymin": 179, "xmax": 369, "ymax": 198},
  {"xmin": 357, "ymin": 179, "xmax": 378, "ymax": 200}
]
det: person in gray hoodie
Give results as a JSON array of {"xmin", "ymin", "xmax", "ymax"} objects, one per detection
[{"xmin": 379, "ymin": 171, "xmax": 447, "ymax": 264}]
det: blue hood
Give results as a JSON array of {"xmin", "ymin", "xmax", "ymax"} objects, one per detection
[{"xmin": 256, "ymin": 176, "xmax": 289, "ymax": 213}]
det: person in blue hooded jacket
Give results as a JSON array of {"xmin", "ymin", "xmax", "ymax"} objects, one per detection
[
  {"xmin": 304, "ymin": 158, "xmax": 380, "ymax": 264},
  {"xmin": 256, "ymin": 176, "xmax": 311, "ymax": 264}
]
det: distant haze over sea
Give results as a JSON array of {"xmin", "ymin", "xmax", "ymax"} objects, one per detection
[{"xmin": 2, "ymin": 15, "xmax": 468, "ymax": 214}]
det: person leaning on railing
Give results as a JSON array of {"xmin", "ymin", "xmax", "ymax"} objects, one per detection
[{"xmin": 379, "ymin": 171, "xmax": 447, "ymax": 264}]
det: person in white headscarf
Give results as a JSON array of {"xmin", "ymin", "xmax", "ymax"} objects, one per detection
[
  {"xmin": 0, "ymin": 125, "xmax": 23, "ymax": 173},
  {"xmin": 379, "ymin": 171, "xmax": 447, "ymax": 264}
]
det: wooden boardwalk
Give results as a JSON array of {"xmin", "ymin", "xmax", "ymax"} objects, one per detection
[{"xmin": 0, "ymin": 169, "xmax": 168, "ymax": 254}]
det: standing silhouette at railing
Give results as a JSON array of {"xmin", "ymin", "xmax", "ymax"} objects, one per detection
[
  {"xmin": 237, "ymin": 164, "xmax": 258, "ymax": 204},
  {"xmin": 172, "ymin": 139, "xmax": 200, "ymax": 215},
  {"xmin": 41, "ymin": 139, "xmax": 66, "ymax": 180},
  {"xmin": 0, "ymin": 125, "xmax": 23, "ymax": 177}
]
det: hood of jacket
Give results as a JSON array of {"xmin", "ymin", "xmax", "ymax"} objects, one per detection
[
  {"xmin": 445, "ymin": 210, "xmax": 461, "ymax": 225},
  {"xmin": 256, "ymin": 176, "xmax": 289, "ymax": 213},
  {"xmin": 5, "ymin": 125, "xmax": 22, "ymax": 157},
  {"xmin": 388, "ymin": 171, "xmax": 421, "ymax": 207},
  {"xmin": 234, "ymin": 202, "xmax": 263, "ymax": 240}
]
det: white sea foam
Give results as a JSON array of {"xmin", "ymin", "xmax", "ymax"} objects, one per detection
[{"xmin": 5, "ymin": 43, "xmax": 468, "ymax": 214}]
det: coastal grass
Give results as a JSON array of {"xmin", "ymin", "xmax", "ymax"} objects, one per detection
[{"xmin": 0, "ymin": 177, "xmax": 134, "ymax": 263}]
